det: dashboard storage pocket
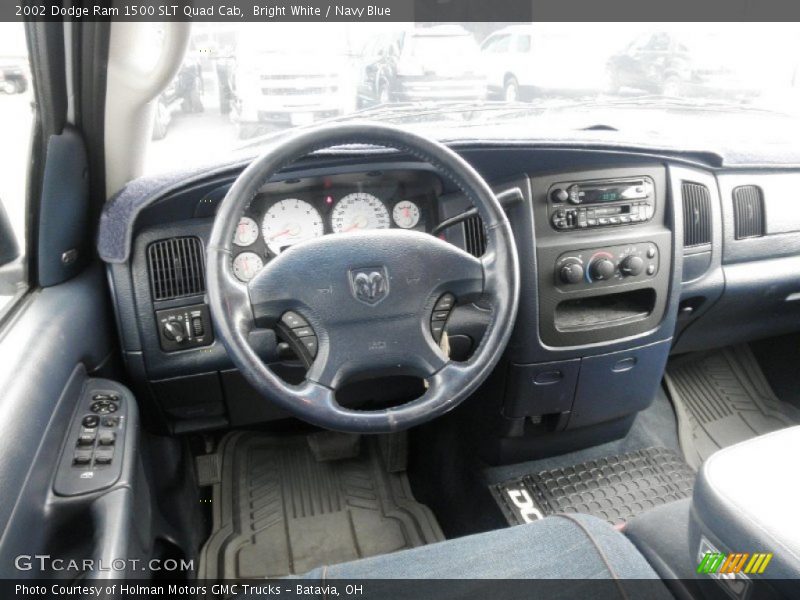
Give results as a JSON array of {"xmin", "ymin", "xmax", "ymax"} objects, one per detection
[
  {"xmin": 569, "ymin": 339, "xmax": 671, "ymax": 429},
  {"xmin": 504, "ymin": 359, "xmax": 580, "ymax": 418},
  {"xmin": 554, "ymin": 288, "xmax": 656, "ymax": 332}
]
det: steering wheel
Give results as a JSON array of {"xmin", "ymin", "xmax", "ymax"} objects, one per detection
[{"xmin": 207, "ymin": 123, "xmax": 519, "ymax": 433}]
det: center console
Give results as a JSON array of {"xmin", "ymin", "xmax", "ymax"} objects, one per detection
[
  {"xmin": 537, "ymin": 166, "xmax": 671, "ymax": 347},
  {"xmin": 500, "ymin": 165, "xmax": 677, "ymax": 445}
]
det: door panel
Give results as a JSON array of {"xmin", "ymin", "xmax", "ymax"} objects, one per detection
[{"xmin": 0, "ymin": 267, "xmax": 137, "ymax": 577}]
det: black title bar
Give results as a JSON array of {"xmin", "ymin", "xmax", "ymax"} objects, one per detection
[{"xmin": 5, "ymin": 0, "xmax": 800, "ymax": 22}]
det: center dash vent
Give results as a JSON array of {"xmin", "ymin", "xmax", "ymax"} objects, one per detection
[
  {"xmin": 681, "ymin": 182, "xmax": 712, "ymax": 248},
  {"xmin": 733, "ymin": 185, "xmax": 765, "ymax": 240},
  {"xmin": 147, "ymin": 237, "xmax": 206, "ymax": 301},
  {"xmin": 464, "ymin": 214, "xmax": 487, "ymax": 257}
]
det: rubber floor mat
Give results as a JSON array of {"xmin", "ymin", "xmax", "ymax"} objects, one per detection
[
  {"xmin": 491, "ymin": 447, "xmax": 694, "ymax": 527},
  {"xmin": 664, "ymin": 345, "xmax": 798, "ymax": 470},
  {"xmin": 197, "ymin": 431, "xmax": 444, "ymax": 579}
]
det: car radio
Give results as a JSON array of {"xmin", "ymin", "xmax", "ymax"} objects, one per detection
[{"xmin": 548, "ymin": 177, "xmax": 655, "ymax": 231}]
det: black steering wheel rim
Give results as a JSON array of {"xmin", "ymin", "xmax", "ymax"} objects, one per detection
[{"xmin": 207, "ymin": 122, "xmax": 519, "ymax": 433}]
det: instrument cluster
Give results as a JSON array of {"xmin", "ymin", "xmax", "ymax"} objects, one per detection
[{"xmin": 230, "ymin": 170, "xmax": 439, "ymax": 282}]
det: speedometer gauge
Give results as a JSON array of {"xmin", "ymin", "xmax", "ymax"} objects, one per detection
[
  {"xmin": 331, "ymin": 192, "xmax": 390, "ymax": 233},
  {"xmin": 233, "ymin": 217, "xmax": 259, "ymax": 246},
  {"xmin": 262, "ymin": 198, "xmax": 324, "ymax": 255},
  {"xmin": 232, "ymin": 252, "xmax": 264, "ymax": 282}
]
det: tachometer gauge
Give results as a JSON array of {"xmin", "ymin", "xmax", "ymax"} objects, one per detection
[
  {"xmin": 331, "ymin": 192, "xmax": 390, "ymax": 233},
  {"xmin": 233, "ymin": 216, "xmax": 259, "ymax": 246},
  {"xmin": 392, "ymin": 201, "xmax": 421, "ymax": 229},
  {"xmin": 232, "ymin": 252, "xmax": 264, "ymax": 282},
  {"xmin": 262, "ymin": 198, "xmax": 324, "ymax": 255}
]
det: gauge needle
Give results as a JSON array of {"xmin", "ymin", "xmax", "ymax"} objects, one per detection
[
  {"xmin": 270, "ymin": 228, "xmax": 292, "ymax": 239},
  {"xmin": 343, "ymin": 215, "xmax": 368, "ymax": 232}
]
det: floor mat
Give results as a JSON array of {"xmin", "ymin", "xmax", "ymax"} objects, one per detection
[
  {"xmin": 664, "ymin": 345, "xmax": 798, "ymax": 470},
  {"xmin": 198, "ymin": 431, "xmax": 444, "ymax": 579},
  {"xmin": 491, "ymin": 447, "xmax": 695, "ymax": 527}
]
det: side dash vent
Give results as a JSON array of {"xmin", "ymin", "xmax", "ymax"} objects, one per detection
[
  {"xmin": 464, "ymin": 214, "xmax": 487, "ymax": 257},
  {"xmin": 733, "ymin": 186, "xmax": 765, "ymax": 240},
  {"xmin": 147, "ymin": 237, "xmax": 206, "ymax": 301},
  {"xmin": 681, "ymin": 182, "xmax": 712, "ymax": 248}
]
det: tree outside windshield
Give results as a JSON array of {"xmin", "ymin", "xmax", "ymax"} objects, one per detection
[{"xmin": 144, "ymin": 22, "xmax": 800, "ymax": 175}]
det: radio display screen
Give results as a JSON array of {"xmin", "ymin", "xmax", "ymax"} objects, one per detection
[{"xmin": 584, "ymin": 188, "xmax": 627, "ymax": 203}]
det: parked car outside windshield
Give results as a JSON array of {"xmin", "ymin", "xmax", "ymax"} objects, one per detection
[
  {"xmin": 356, "ymin": 25, "xmax": 485, "ymax": 107},
  {"xmin": 142, "ymin": 22, "xmax": 800, "ymax": 175}
]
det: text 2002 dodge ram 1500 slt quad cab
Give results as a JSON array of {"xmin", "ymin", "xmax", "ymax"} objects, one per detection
[{"xmin": 1, "ymin": 7, "xmax": 800, "ymax": 600}]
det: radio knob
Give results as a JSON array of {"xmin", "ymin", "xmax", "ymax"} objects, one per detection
[
  {"xmin": 589, "ymin": 257, "xmax": 616, "ymax": 281},
  {"xmin": 567, "ymin": 184, "xmax": 582, "ymax": 205},
  {"xmin": 550, "ymin": 188, "xmax": 569, "ymax": 203},
  {"xmin": 559, "ymin": 260, "xmax": 584, "ymax": 284},
  {"xmin": 620, "ymin": 255, "xmax": 645, "ymax": 276}
]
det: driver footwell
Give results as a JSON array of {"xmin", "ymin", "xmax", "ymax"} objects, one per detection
[{"xmin": 197, "ymin": 431, "xmax": 444, "ymax": 579}]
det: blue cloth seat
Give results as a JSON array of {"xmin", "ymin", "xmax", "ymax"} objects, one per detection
[{"xmin": 295, "ymin": 514, "xmax": 673, "ymax": 599}]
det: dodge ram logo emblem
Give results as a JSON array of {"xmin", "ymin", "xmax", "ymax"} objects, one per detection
[{"xmin": 350, "ymin": 267, "xmax": 388, "ymax": 305}]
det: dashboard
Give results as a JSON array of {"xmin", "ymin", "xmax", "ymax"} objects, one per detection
[
  {"xmin": 229, "ymin": 170, "xmax": 441, "ymax": 282},
  {"xmin": 102, "ymin": 145, "xmax": 800, "ymax": 444}
]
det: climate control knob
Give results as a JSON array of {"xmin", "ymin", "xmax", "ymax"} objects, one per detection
[
  {"xmin": 559, "ymin": 260, "xmax": 584, "ymax": 284},
  {"xmin": 589, "ymin": 257, "xmax": 616, "ymax": 281},
  {"xmin": 620, "ymin": 255, "xmax": 645, "ymax": 276}
]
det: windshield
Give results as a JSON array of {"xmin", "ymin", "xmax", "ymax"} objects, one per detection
[
  {"xmin": 405, "ymin": 34, "xmax": 479, "ymax": 58},
  {"xmin": 238, "ymin": 23, "xmax": 353, "ymax": 55},
  {"xmin": 143, "ymin": 22, "xmax": 800, "ymax": 175}
]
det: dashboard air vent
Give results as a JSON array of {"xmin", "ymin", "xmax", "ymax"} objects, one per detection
[
  {"xmin": 733, "ymin": 186, "xmax": 765, "ymax": 239},
  {"xmin": 464, "ymin": 214, "xmax": 487, "ymax": 257},
  {"xmin": 147, "ymin": 237, "xmax": 206, "ymax": 301},
  {"xmin": 681, "ymin": 182, "xmax": 712, "ymax": 247}
]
